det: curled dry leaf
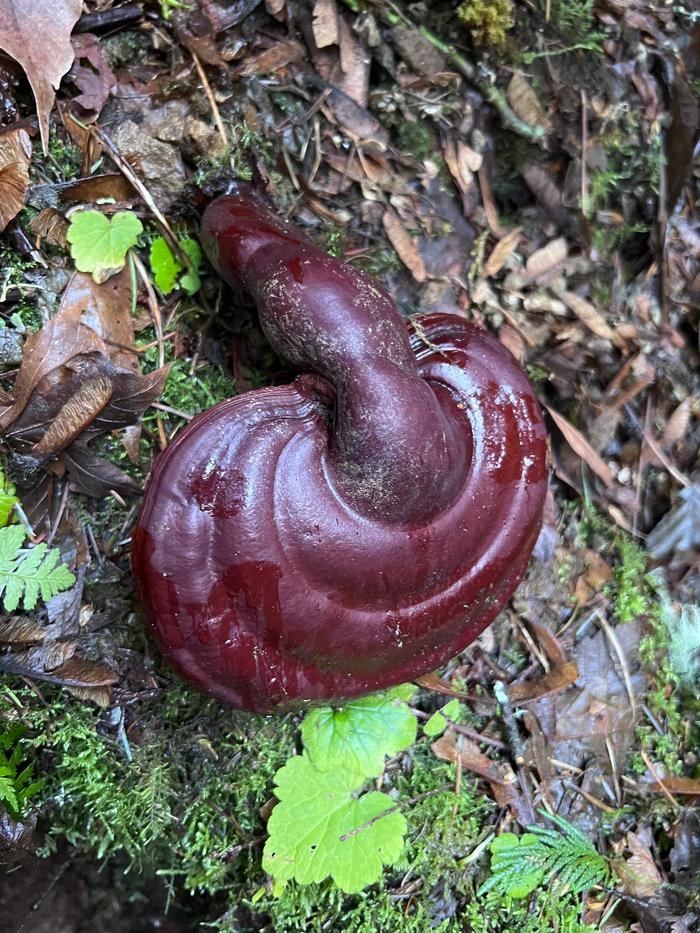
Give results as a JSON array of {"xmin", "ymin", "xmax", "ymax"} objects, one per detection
[
  {"xmin": 525, "ymin": 237, "xmax": 568, "ymax": 277},
  {"xmin": 558, "ymin": 289, "xmax": 626, "ymax": 349},
  {"xmin": 28, "ymin": 207, "xmax": 69, "ymax": 247},
  {"xmin": 382, "ymin": 210, "xmax": 426, "ymax": 282},
  {"xmin": 31, "ymin": 376, "xmax": 113, "ymax": 459},
  {"xmin": 236, "ymin": 39, "xmax": 305, "ymax": 77},
  {"xmin": 1, "ymin": 270, "xmax": 170, "ymax": 497},
  {"xmin": 545, "ymin": 404, "xmax": 614, "ymax": 488},
  {"xmin": 507, "ymin": 660, "xmax": 579, "ymax": 703},
  {"xmin": 0, "ymin": 615, "xmax": 46, "ymax": 645},
  {"xmin": 483, "ymin": 227, "xmax": 522, "ymax": 278},
  {"xmin": 431, "ymin": 731, "xmax": 527, "ymax": 820},
  {"xmin": 0, "ymin": 0, "xmax": 82, "ymax": 152},
  {"xmin": 69, "ymin": 32, "xmax": 116, "ymax": 115},
  {"xmin": 0, "ymin": 126, "xmax": 31, "ymax": 233},
  {"xmin": 507, "ymin": 72, "xmax": 553, "ymax": 134}
]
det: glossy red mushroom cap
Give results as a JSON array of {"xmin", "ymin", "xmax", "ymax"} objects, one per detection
[{"xmin": 131, "ymin": 187, "xmax": 548, "ymax": 713}]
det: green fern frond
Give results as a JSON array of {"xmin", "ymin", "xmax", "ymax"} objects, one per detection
[
  {"xmin": 0, "ymin": 525, "xmax": 75, "ymax": 612},
  {"xmin": 479, "ymin": 811, "xmax": 610, "ymax": 899},
  {"xmin": 0, "ymin": 724, "xmax": 43, "ymax": 819}
]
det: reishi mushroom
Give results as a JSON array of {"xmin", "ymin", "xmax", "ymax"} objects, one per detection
[{"xmin": 131, "ymin": 185, "xmax": 548, "ymax": 713}]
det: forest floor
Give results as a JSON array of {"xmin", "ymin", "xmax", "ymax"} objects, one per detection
[{"xmin": 0, "ymin": 1, "xmax": 699, "ymax": 931}]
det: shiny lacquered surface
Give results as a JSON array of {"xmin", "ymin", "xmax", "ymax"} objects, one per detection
[{"xmin": 131, "ymin": 188, "xmax": 548, "ymax": 712}]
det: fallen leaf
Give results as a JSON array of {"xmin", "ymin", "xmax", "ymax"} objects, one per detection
[
  {"xmin": 0, "ymin": 615, "xmax": 46, "ymax": 645},
  {"xmin": 0, "ymin": 0, "xmax": 82, "ymax": 152},
  {"xmin": 507, "ymin": 72, "xmax": 553, "ymax": 134},
  {"xmin": 483, "ymin": 227, "xmax": 522, "ymax": 278},
  {"xmin": 617, "ymin": 831, "xmax": 664, "ymax": 898},
  {"xmin": 68, "ymin": 33, "xmax": 115, "ymax": 114},
  {"xmin": 545, "ymin": 405, "xmax": 614, "ymax": 488},
  {"xmin": 508, "ymin": 660, "xmax": 579, "ymax": 703},
  {"xmin": 31, "ymin": 376, "xmax": 113, "ymax": 459},
  {"xmin": 62, "ymin": 441, "xmax": 142, "ymax": 498},
  {"xmin": 312, "ymin": 0, "xmax": 339, "ymax": 48},
  {"xmin": 0, "ymin": 126, "xmax": 32, "ymax": 232},
  {"xmin": 432, "ymin": 731, "xmax": 527, "ymax": 820},
  {"xmin": 236, "ymin": 39, "xmax": 305, "ymax": 77},
  {"xmin": 558, "ymin": 290, "xmax": 626, "ymax": 349},
  {"xmin": 28, "ymin": 207, "xmax": 69, "ymax": 247},
  {"xmin": 382, "ymin": 210, "xmax": 426, "ymax": 282},
  {"xmin": 526, "ymin": 237, "xmax": 568, "ymax": 277}
]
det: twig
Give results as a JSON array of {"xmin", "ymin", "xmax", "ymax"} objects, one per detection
[
  {"xmin": 192, "ymin": 51, "xmax": 228, "ymax": 152},
  {"xmin": 640, "ymin": 749, "xmax": 681, "ymax": 812},
  {"xmin": 74, "ymin": 2, "xmax": 143, "ymax": 32}
]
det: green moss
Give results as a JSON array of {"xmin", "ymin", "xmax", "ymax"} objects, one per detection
[
  {"xmin": 395, "ymin": 120, "xmax": 437, "ymax": 163},
  {"xmin": 612, "ymin": 536, "xmax": 649, "ymax": 624},
  {"xmin": 463, "ymin": 890, "xmax": 596, "ymax": 933},
  {"xmin": 457, "ymin": 0, "xmax": 515, "ymax": 47}
]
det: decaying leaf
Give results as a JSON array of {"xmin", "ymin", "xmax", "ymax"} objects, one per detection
[
  {"xmin": 431, "ymin": 731, "xmax": 526, "ymax": 820},
  {"xmin": 546, "ymin": 405, "xmax": 614, "ymax": 488},
  {"xmin": 507, "ymin": 72, "xmax": 553, "ymax": 134},
  {"xmin": 31, "ymin": 376, "xmax": 113, "ymax": 459},
  {"xmin": 526, "ymin": 237, "xmax": 568, "ymax": 277},
  {"xmin": 0, "ymin": 270, "xmax": 170, "ymax": 496},
  {"xmin": 382, "ymin": 210, "xmax": 426, "ymax": 282},
  {"xmin": 28, "ymin": 207, "xmax": 69, "ymax": 247},
  {"xmin": 558, "ymin": 289, "xmax": 626, "ymax": 349},
  {"xmin": 0, "ymin": 0, "xmax": 82, "ymax": 152},
  {"xmin": 69, "ymin": 32, "xmax": 116, "ymax": 114},
  {"xmin": 312, "ymin": 0, "xmax": 339, "ymax": 48},
  {"xmin": 483, "ymin": 227, "xmax": 522, "ymax": 278},
  {"xmin": 0, "ymin": 126, "xmax": 32, "ymax": 233}
]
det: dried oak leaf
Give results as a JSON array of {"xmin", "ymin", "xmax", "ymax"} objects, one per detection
[
  {"xmin": 1, "ymin": 270, "xmax": 170, "ymax": 496},
  {"xmin": 0, "ymin": 126, "xmax": 31, "ymax": 233},
  {"xmin": 68, "ymin": 33, "xmax": 115, "ymax": 115},
  {"xmin": 0, "ymin": 0, "xmax": 82, "ymax": 152}
]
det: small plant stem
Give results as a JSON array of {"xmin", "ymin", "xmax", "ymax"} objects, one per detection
[{"xmin": 339, "ymin": 0, "xmax": 546, "ymax": 144}]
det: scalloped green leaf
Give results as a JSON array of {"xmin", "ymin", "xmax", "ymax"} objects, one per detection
[
  {"xmin": 262, "ymin": 752, "xmax": 406, "ymax": 893},
  {"xmin": 301, "ymin": 692, "xmax": 417, "ymax": 778},
  {"xmin": 67, "ymin": 210, "xmax": 142, "ymax": 283}
]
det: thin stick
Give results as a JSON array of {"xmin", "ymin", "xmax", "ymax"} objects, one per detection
[
  {"xmin": 640, "ymin": 749, "xmax": 681, "ymax": 811},
  {"xmin": 192, "ymin": 51, "xmax": 228, "ymax": 151}
]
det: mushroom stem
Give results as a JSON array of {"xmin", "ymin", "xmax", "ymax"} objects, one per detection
[{"xmin": 201, "ymin": 187, "xmax": 468, "ymax": 522}]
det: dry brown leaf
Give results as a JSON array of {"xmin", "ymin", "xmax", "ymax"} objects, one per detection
[
  {"xmin": 337, "ymin": 13, "xmax": 370, "ymax": 107},
  {"xmin": 559, "ymin": 290, "xmax": 626, "ymax": 349},
  {"xmin": 0, "ymin": 0, "xmax": 82, "ymax": 152},
  {"xmin": 526, "ymin": 237, "xmax": 568, "ymax": 277},
  {"xmin": 432, "ymin": 732, "xmax": 527, "ymax": 819},
  {"xmin": 0, "ymin": 616, "xmax": 46, "ymax": 646},
  {"xmin": 483, "ymin": 227, "xmax": 522, "ymax": 278},
  {"xmin": 0, "ymin": 126, "xmax": 31, "ymax": 232},
  {"xmin": 382, "ymin": 210, "xmax": 426, "ymax": 282},
  {"xmin": 498, "ymin": 324, "xmax": 525, "ymax": 362},
  {"xmin": 507, "ymin": 72, "xmax": 553, "ymax": 134},
  {"xmin": 69, "ymin": 32, "xmax": 115, "ymax": 115},
  {"xmin": 312, "ymin": 0, "xmax": 339, "ymax": 48},
  {"xmin": 661, "ymin": 398, "xmax": 692, "ymax": 448},
  {"xmin": 28, "ymin": 207, "xmax": 69, "ymax": 247},
  {"xmin": 617, "ymin": 832, "xmax": 664, "ymax": 898},
  {"xmin": 31, "ymin": 376, "xmax": 113, "ymax": 459},
  {"xmin": 236, "ymin": 40, "xmax": 305, "ymax": 77},
  {"xmin": 415, "ymin": 672, "xmax": 478, "ymax": 701},
  {"xmin": 546, "ymin": 405, "xmax": 614, "ymax": 488},
  {"xmin": 507, "ymin": 660, "xmax": 579, "ymax": 703}
]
